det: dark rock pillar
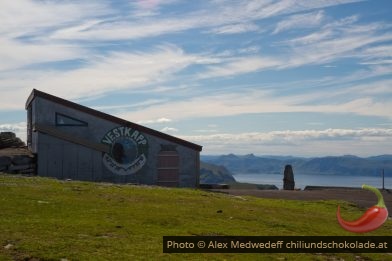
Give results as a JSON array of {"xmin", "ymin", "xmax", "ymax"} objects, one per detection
[{"xmin": 283, "ymin": 164, "xmax": 295, "ymax": 190}]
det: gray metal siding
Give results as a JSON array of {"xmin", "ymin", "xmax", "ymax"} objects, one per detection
[{"xmin": 31, "ymin": 96, "xmax": 200, "ymax": 187}]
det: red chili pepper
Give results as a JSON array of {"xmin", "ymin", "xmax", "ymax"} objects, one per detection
[{"xmin": 336, "ymin": 184, "xmax": 388, "ymax": 233}]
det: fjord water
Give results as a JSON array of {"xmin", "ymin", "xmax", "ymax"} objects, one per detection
[{"xmin": 233, "ymin": 173, "xmax": 391, "ymax": 190}]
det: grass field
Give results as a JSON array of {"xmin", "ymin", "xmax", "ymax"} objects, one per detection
[{"xmin": 0, "ymin": 174, "xmax": 391, "ymax": 260}]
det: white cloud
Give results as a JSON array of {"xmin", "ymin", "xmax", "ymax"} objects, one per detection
[
  {"xmin": 183, "ymin": 128, "xmax": 392, "ymax": 156},
  {"xmin": 0, "ymin": 1, "xmax": 109, "ymax": 73},
  {"xmin": 117, "ymin": 89, "xmax": 287, "ymax": 122},
  {"xmin": 45, "ymin": 0, "xmax": 361, "ymax": 41},
  {"xmin": 195, "ymin": 129, "xmax": 219, "ymax": 133},
  {"xmin": 357, "ymin": 44, "xmax": 392, "ymax": 65},
  {"xmin": 117, "ymin": 83, "xmax": 392, "ymax": 122},
  {"xmin": 0, "ymin": 38, "xmax": 86, "ymax": 71},
  {"xmin": 360, "ymin": 60, "xmax": 392, "ymax": 65},
  {"xmin": 137, "ymin": 118, "xmax": 172, "ymax": 125},
  {"xmin": 0, "ymin": 45, "xmax": 200, "ymax": 108},
  {"xmin": 160, "ymin": 127, "xmax": 179, "ymax": 133},
  {"xmin": 0, "ymin": 87, "xmax": 32, "ymax": 111},
  {"xmin": 184, "ymin": 128, "xmax": 392, "ymax": 144},
  {"xmin": 273, "ymin": 11, "xmax": 325, "ymax": 34},
  {"xmin": 0, "ymin": 1, "xmax": 110, "ymax": 38},
  {"xmin": 199, "ymin": 56, "xmax": 282, "ymax": 79},
  {"xmin": 50, "ymin": 18, "xmax": 192, "ymax": 41},
  {"xmin": 199, "ymin": 17, "xmax": 392, "ymax": 79},
  {"xmin": 92, "ymin": 99, "xmax": 166, "ymax": 111},
  {"xmin": 210, "ymin": 23, "xmax": 260, "ymax": 34},
  {"xmin": 287, "ymin": 35, "xmax": 392, "ymax": 69}
]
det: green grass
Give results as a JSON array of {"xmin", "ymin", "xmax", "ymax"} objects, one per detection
[{"xmin": 0, "ymin": 174, "xmax": 391, "ymax": 260}]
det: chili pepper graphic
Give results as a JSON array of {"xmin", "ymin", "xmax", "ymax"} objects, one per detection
[{"xmin": 337, "ymin": 184, "xmax": 388, "ymax": 233}]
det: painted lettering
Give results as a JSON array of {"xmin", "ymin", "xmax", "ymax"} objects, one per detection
[
  {"xmin": 136, "ymin": 134, "xmax": 144, "ymax": 143},
  {"xmin": 102, "ymin": 136, "xmax": 112, "ymax": 145},
  {"xmin": 113, "ymin": 128, "xmax": 120, "ymax": 138},
  {"xmin": 137, "ymin": 139, "xmax": 147, "ymax": 145},
  {"xmin": 101, "ymin": 126, "xmax": 148, "ymax": 176},
  {"xmin": 124, "ymin": 127, "xmax": 131, "ymax": 137},
  {"xmin": 107, "ymin": 132, "xmax": 114, "ymax": 141},
  {"xmin": 118, "ymin": 127, "xmax": 125, "ymax": 136},
  {"xmin": 131, "ymin": 130, "xmax": 139, "ymax": 140}
]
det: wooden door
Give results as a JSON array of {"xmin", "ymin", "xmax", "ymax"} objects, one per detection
[{"xmin": 157, "ymin": 150, "xmax": 179, "ymax": 187}]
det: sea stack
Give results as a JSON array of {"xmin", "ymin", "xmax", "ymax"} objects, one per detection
[{"xmin": 283, "ymin": 164, "xmax": 295, "ymax": 190}]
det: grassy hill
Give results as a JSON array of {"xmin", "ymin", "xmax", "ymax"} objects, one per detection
[{"xmin": 0, "ymin": 174, "xmax": 391, "ymax": 260}]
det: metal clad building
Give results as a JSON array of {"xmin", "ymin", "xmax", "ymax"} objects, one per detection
[{"xmin": 25, "ymin": 89, "xmax": 202, "ymax": 187}]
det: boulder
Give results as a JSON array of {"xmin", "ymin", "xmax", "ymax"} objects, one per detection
[
  {"xmin": 0, "ymin": 156, "xmax": 12, "ymax": 166},
  {"xmin": 11, "ymin": 155, "xmax": 34, "ymax": 165},
  {"xmin": 283, "ymin": 164, "xmax": 295, "ymax": 190},
  {"xmin": 0, "ymin": 132, "xmax": 16, "ymax": 139},
  {"xmin": 0, "ymin": 132, "xmax": 25, "ymax": 148},
  {"xmin": 8, "ymin": 164, "xmax": 36, "ymax": 171}
]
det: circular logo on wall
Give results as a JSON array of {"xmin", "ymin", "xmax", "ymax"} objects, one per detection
[{"xmin": 101, "ymin": 126, "xmax": 148, "ymax": 175}]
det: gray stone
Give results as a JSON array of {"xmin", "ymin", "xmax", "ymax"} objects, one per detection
[
  {"xmin": 8, "ymin": 164, "xmax": 36, "ymax": 171},
  {"xmin": 0, "ymin": 156, "xmax": 11, "ymax": 166},
  {"xmin": 0, "ymin": 132, "xmax": 16, "ymax": 139},
  {"xmin": 11, "ymin": 155, "xmax": 34, "ymax": 165},
  {"xmin": 4, "ymin": 244, "xmax": 13, "ymax": 250},
  {"xmin": 283, "ymin": 164, "xmax": 295, "ymax": 190}
]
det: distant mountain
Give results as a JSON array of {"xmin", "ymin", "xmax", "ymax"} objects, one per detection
[
  {"xmin": 200, "ymin": 162, "xmax": 236, "ymax": 184},
  {"xmin": 367, "ymin": 155, "xmax": 392, "ymax": 162},
  {"xmin": 201, "ymin": 154, "xmax": 392, "ymax": 177}
]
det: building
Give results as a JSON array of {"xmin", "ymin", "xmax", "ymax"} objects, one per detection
[{"xmin": 25, "ymin": 89, "xmax": 202, "ymax": 187}]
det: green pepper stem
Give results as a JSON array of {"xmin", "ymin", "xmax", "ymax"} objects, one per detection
[{"xmin": 362, "ymin": 184, "xmax": 386, "ymax": 208}]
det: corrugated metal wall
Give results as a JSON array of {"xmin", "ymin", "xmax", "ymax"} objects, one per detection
[{"xmin": 28, "ymin": 95, "xmax": 200, "ymax": 187}]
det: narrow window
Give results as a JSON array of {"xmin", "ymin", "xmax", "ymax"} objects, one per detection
[{"xmin": 55, "ymin": 112, "xmax": 88, "ymax": 127}]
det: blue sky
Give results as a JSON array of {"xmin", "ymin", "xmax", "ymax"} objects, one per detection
[{"xmin": 1, "ymin": 0, "xmax": 391, "ymax": 156}]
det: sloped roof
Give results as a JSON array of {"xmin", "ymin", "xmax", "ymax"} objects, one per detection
[{"xmin": 26, "ymin": 89, "xmax": 202, "ymax": 151}]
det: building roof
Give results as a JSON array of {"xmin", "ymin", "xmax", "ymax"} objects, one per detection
[{"xmin": 26, "ymin": 89, "xmax": 202, "ymax": 152}]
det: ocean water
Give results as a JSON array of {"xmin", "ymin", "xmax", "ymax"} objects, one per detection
[{"xmin": 232, "ymin": 173, "xmax": 391, "ymax": 190}]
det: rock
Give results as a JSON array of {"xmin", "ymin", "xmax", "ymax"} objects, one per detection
[
  {"xmin": 0, "ymin": 132, "xmax": 25, "ymax": 149},
  {"xmin": 283, "ymin": 164, "xmax": 295, "ymax": 190},
  {"xmin": 8, "ymin": 164, "xmax": 36, "ymax": 171},
  {"xmin": 19, "ymin": 168, "xmax": 35, "ymax": 174},
  {"xmin": 0, "ymin": 156, "xmax": 11, "ymax": 166},
  {"xmin": 0, "ymin": 132, "xmax": 16, "ymax": 139},
  {"xmin": 11, "ymin": 155, "xmax": 34, "ymax": 165},
  {"xmin": 199, "ymin": 184, "xmax": 229, "ymax": 189},
  {"xmin": 4, "ymin": 244, "xmax": 13, "ymax": 250},
  {"xmin": 256, "ymin": 184, "xmax": 279, "ymax": 190}
]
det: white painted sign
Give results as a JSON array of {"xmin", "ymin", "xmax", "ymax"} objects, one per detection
[{"xmin": 101, "ymin": 126, "xmax": 148, "ymax": 175}]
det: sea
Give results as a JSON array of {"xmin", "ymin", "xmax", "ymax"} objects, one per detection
[{"xmin": 232, "ymin": 173, "xmax": 391, "ymax": 190}]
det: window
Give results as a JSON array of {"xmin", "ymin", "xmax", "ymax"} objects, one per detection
[{"xmin": 55, "ymin": 112, "xmax": 88, "ymax": 127}]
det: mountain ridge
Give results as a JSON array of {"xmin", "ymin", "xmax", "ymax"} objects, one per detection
[{"xmin": 201, "ymin": 154, "xmax": 392, "ymax": 177}]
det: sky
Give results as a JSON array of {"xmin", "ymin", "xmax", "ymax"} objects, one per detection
[{"xmin": 0, "ymin": 0, "xmax": 391, "ymax": 157}]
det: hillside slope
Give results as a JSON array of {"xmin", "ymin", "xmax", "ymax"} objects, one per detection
[
  {"xmin": 1, "ymin": 174, "xmax": 391, "ymax": 260},
  {"xmin": 200, "ymin": 161, "xmax": 236, "ymax": 184}
]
